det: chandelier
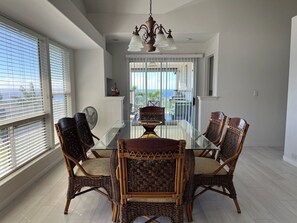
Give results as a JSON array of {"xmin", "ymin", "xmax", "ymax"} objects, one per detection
[{"xmin": 128, "ymin": 0, "xmax": 176, "ymax": 52}]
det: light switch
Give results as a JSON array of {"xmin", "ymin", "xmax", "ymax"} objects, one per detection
[{"xmin": 253, "ymin": 90, "xmax": 259, "ymax": 97}]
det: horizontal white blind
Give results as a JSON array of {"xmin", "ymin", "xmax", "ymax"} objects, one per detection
[
  {"xmin": 49, "ymin": 43, "xmax": 71, "ymax": 144},
  {"xmin": 0, "ymin": 22, "xmax": 44, "ymax": 121},
  {"xmin": 0, "ymin": 18, "xmax": 48, "ymax": 179},
  {"xmin": 0, "ymin": 119, "xmax": 48, "ymax": 178}
]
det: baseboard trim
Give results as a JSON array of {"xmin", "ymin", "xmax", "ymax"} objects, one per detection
[{"xmin": 283, "ymin": 156, "xmax": 297, "ymax": 167}]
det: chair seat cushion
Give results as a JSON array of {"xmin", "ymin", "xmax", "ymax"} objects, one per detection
[
  {"xmin": 194, "ymin": 157, "xmax": 227, "ymax": 175},
  {"xmin": 193, "ymin": 149, "xmax": 212, "ymax": 158},
  {"xmin": 128, "ymin": 197, "xmax": 175, "ymax": 203},
  {"xmin": 90, "ymin": 150, "xmax": 113, "ymax": 158},
  {"xmin": 76, "ymin": 158, "xmax": 111, "ymax": 176}
]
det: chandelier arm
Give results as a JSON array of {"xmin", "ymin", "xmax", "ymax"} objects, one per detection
[
  {"xmin": 153, "ymin": 23, "xmax": 160, "ymax": 33},
  {"xmin": 142, "ymin": 32, "xmax": 149, "ymax": 43},
  {"xmin": 154, "ymin": 23, "xmax": 171, "ymax": 35},
  {"xmin": 160, "ymin": 26, "xmax": 170, "ymax": 35},
  {"xmin": 162, "ymin": 28, "xmax": 170, "ymax": 35},
  {"xmin": 138, "ymin": 24, "xmax": 149, "ymax": 32}
]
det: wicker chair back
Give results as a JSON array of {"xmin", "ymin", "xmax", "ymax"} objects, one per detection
[
  {"xmin": 74, "ymin": 112, "xmax": 96, "ymax": 148},
  {"xmin": 56, "ymin": 117, "xmax": 86, "ymax": 170},
  {"xmin": 139, "ymin": 106, "xmax": 165, "ymax": 124},
  {"xmin": 204, "ymin": 111, "xmax": 227, "ymax": 145},
  {"xmin": 117, "ymin": 137, "xmax": 186, "ymax": 223},
  {"xmin": 217, "ymin": 117, "xmax": 249, "ymax": 170}
]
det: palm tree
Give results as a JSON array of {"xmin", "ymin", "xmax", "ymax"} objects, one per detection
[{"xmin": 19, "ymin": 82, "xmax": 36, "ymax": 101}]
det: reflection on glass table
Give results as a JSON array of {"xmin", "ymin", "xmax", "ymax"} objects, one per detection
[{"xmin": 92, "ymin": 120, "xmax": 219, "ymax": 151}]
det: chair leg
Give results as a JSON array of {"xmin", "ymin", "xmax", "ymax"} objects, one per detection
[
  {"xmin": 226, "ymin": 181, "xmax": 241, "ymax": 213},
  {"xmin": 65, "ymin": 178, "xmax": 77, "ymax": 214},
  {"xmin": 185, "ymin": 203, "xmax": 193, "ymax": 222},
  {"xmin": 64, "ymin": 199, "xmax": 71, "ymax": 214},
  {"xmin": 112, "ymin": 203, "xmax": 120, "ymax": 222},
  {"xmin": 233, "ymin": 198, "xmax": 241, "ymax": 213}
]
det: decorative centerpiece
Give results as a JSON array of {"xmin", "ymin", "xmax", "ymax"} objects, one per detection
[
  {"xmin": 138, "ymin": 120, "xmax": 162, "ymax": 133},
  {"xmin": 111, "ymin": 83, "xmax": 120, "ymax": 96}
]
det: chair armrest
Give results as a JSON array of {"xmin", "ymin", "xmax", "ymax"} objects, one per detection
[
  {"xmin": 92, "ymin": 133, "xmax": 100, "ymax": 141},
  {"xmin": 91, "ymin": 150, "xmax": 102, "ymax": 158},
  {"xmin": 110, "ymin": 149, "xmax": 120, "ymax": 204},
  {"xmin": 208, "ymin": 152, "xmax": 240, "ymax": 175},
  {"xmin": 183, "ymin": 150, "xmax": 195, "ymax": 204},
  {"xmin": 64, "ymin": 153, "xmax": 98, "ymax": 177},
  {"xmin": 80, "ymin": 141, "xmax": 99, "ymax": 158}
]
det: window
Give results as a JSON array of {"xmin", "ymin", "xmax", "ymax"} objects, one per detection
[
  {"xmin": 49, "ymin": 43, "xmax": 71, "ymax": 144},
  {"xmin": 0, "ymin": 16, "xmax": 72, "ymax": 179}
]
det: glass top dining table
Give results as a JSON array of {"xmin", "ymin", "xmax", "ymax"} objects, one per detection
[{"xmin": 92, "ymin": 120, "xmax": 219, "ymax": 151}]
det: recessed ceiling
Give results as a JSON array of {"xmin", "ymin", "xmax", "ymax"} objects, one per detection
[{"xmin": 84, "ymin": 0, "xmax": 194, "ymax": 14}]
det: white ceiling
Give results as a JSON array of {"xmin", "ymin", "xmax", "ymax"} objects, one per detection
[{"xmin": 0, "ymin": 0, "xmax": 214, "ymax": 49}]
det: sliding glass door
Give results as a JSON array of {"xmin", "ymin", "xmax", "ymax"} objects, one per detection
[{"xmin": 129, "ymin": 57, "xmax": 196, "ymax": 124}]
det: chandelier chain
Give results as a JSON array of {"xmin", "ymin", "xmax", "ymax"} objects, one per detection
[{"xmin": 149, "ymin": 0, "xmax": 152, "ymax": 16}]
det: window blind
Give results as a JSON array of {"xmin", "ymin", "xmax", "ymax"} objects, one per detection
[
  {"xmin": 0, "ymin": 18, "xmax": 48, "ymax": 179},
  {"xmin": 0, "ymin": 22, "xmax": 44, "ymax": 121},
  {"xmin": 49, "ymin": 43, "xmax": 71, "ymax": 144},
  {"xmin": 128, "ymin": 56, "xmax": 197, "ymax": 124}
]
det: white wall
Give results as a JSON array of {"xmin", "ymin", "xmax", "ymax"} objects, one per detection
[
  {"xmin": 284, "ymin": 16, "xmax": 297, "ymax": 167},
  {"xmin": 103, "ymin": 0, "xmax": 297, "ymax": 147},
  {"xmin": 106, "ymin": 44, "xmax": 130, "ymax": 119},
  {"xmin": 74, "ymin": 49, "xmax": 124, "ymax": 137}
]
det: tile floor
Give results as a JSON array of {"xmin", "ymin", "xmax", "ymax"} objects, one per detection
[{"xmin": 1, "ymin": 147, "xmax": 297, "ymax": 223}]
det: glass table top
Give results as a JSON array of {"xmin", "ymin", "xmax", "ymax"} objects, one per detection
[{"xmin": 92, "ymin": 120, "xmax": 218, "ymax": 150}]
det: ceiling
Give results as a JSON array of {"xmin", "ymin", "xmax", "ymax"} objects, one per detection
[
  {"xmin": 0, "ymin": 0, "xmax": 100, "ymax": 49},
  {"xmin": 0, "ymin": 0, "xmax": 214, "ymax": 49},
  {"xmin": 83, "ymin": 0, "xmax": 196, "ymax": 14},
  {"xmin": 81, "ymin": 0, "xmax": 214, "ymax": 44}
]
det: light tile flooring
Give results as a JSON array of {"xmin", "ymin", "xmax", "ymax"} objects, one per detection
[{"xmin": 1, "ymin": 147, "xmax": 297, "ymax": 223}]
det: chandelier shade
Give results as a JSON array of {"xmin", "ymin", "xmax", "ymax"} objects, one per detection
[{"xmin": 128, "ymin": 0, "xmax": 176, "ymax": 53}]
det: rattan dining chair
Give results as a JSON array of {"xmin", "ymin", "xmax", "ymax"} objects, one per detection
[
  {"xmin": 185, "ymin": 117, "xmax": 249, "ymax": 221},
  {"xmin": 74, "ymin": 112, "xmax": 112, "ymax": 158},
  {"xmin": 138, "ymin": 106, "xmax": 165, "ymax": 124},
  {"xmin": 194, "ymin": 111, "xmax": 227, "ymax": 158},
  {"xmin": 116, "ymin": 138, "xmax": 186, "ymax": 223},
  {"xmin": 55, "ymin": 117, "xmax": 112, "ymax": 214}
]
